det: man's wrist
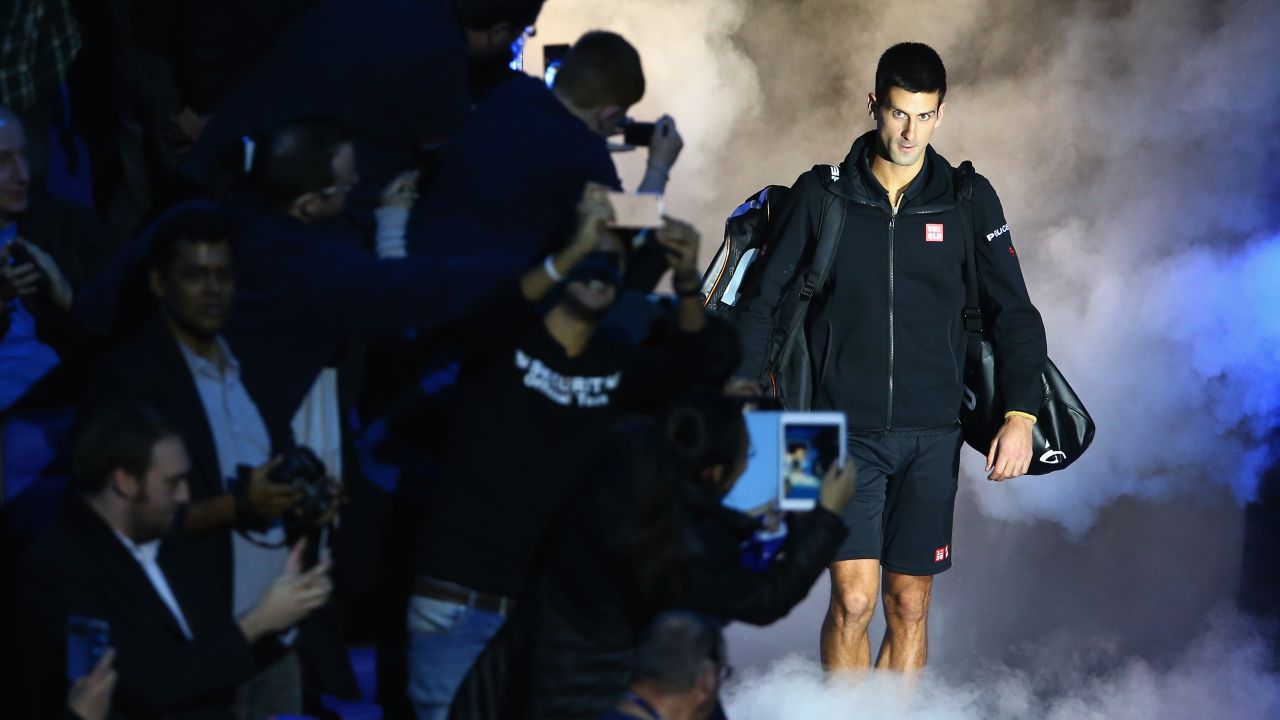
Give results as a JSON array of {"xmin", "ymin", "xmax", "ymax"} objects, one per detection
[
  {"xmin": 237, "ymin": 609, "xmax": 267, "ymax": 643},
  {"xmin": 646, "ymin": 158, "xmax": 672, "ymax": 177},
  {"xmin": 1004, "ymin": 411, "xmax": 1037, "ymax": 424}
]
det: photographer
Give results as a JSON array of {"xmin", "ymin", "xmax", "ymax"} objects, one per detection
[
  {"xmin": 16, "ymin": 399, "xmax": 332, "ymax": 719},
  {"xmin": 1, "ymin": 107, "xmax": 122, "ymax": 412},
  {"xmin": 454, "ymin": 392, "xmax": 853, "ymax": 719},
  {"xmin": 83, "ymin": 205, "xmax": 339, "ymax": 720},
  {"xmin": 412, "ymin": 30, "xmax": 685, "ymax": 262},
  {"xmin": 409, "ymin": 185, "xmax": 714, "ymax": 719}
]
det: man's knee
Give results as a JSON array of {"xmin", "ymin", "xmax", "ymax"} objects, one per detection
[
  {"xmin": 882, "ymin": 577, "xmax": 932, "ymax": 627},
  {"xmin": 827, "ymin": 561, "xmax": 879, "ymax": 627}
]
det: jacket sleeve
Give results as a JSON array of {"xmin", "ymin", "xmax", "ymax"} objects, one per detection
[
  {"xmin": 111, "ymin": 619, "xmax": 256, "ymax": 716},
  {"xmin": 733, "ymin": 171, "xmax": 825, "ymax": 384},
  {"xmin": 302, "ymin": 236, "xmax": 529, "ymax": 340},
  {"xmin": 685, "ymin": 508, "xmax": 847, "ymax": 626},
  {"xmin": 16, "ymin": 540, "xmax": 256, "ymax": 719},
  {"xmin": 970, "ymin": 174, "xmax": 1048, "ymax": 417}
]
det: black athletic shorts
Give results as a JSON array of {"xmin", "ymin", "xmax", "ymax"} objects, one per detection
[{"xmin": 835, "ymin": 426, "xmax": 964, "ymax": 575}]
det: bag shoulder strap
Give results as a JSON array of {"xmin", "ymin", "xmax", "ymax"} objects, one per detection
[
  {"xmin": 798, "ymin": 164, "xmax": 846, "ymax": 300},
  {"xmin": 953, "ymin": 160, "xmax": 984, "ymax": 334}
]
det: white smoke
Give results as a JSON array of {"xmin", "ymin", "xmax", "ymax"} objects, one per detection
[{"xmin": 723, "ymin": 611, "xmax": 1280, "ymax": 719}]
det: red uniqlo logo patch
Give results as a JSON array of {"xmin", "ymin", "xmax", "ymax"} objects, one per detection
[
  {"xmin": 925, "ymin": 224, "xmax": 944, "ymax": 242},
  {"xmin": 934, "ymin": 545, "xmax": 950, "ymax": 562}
]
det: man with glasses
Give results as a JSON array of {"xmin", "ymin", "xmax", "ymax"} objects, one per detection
[
  {"xmin": 216, "ymin": 118, "xmax": 525, "ymax": 421},
  {"xmin": 601, "ymin": 611, "xmax": 730, "ymax": 720}
]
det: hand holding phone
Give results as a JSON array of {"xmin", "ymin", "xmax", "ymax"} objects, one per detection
[
  {"xmin": 67, "ymin": 648, "xmax": 117, "ymax": 720},
  {"xmin": 66, "ymin": 616, "xmax": 111, "ymax": 681}
]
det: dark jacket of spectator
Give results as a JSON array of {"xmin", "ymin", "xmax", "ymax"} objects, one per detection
[
  {"xmin": 182, "ymin": 0, "xmax": 471, "ymax": 194},
  {"xmin": 413, "ymin": 73, "xmax": 621, "ymax": 263},
  {"xmin": 221, "ymin": 194, "xmax": 523, "ymax": 420},
  {"xmin": 16, "ymin": 496, "xmax": 257, "ymax": 720},
  {"xmin": 181, "ymin": 0, "xmax": 319, "ymax": 115}
]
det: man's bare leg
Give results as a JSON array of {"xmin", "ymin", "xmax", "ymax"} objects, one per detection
[
  {"xmin": 820, "ymin": 559, "xmax": 881, "ymax": 671},
  {"xmin": 875, "ymin": 570, "xmax": 933, "ymax": 671}
]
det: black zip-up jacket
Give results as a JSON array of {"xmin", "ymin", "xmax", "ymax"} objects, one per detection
[{"xmin": 737, "ymin": 132, "xmax": 1048, "ymax": 431}]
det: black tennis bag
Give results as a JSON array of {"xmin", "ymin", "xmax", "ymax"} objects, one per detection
[
  {"xmin": 953, "ymin": 161, "xmax": 1096, "ymax": 475},
  {"xmin": 701, "ymin": 165, "xmax": 845, "ymax": 408}
]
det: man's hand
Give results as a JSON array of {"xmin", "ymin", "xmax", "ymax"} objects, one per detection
[
  {"xmin": 161, "ymin": 107, "xmax": 209, "ymax": 157},
  {"xmin": 67, "ymin": 648, "xmax": 116, "ymax": 720},
  {"xmin": 818, "ymin": 460, "xmax": 857, "ymax": 514},
  {"xmin": 747, "ymin": 499, "xmax": 782, "ymax": 533},
  {"xmin": 561, "ymin": 182, "xmax": 616, "ymax": 266},
  {"xmin": 247, "ymin": 457, "xmax": 302, "ymax": 519},
  {"xmin": 647, "ymin": 115, "xmax": 684, "ymax": 174},
  {"xmin": 1, "ymin": 242, "xmax": 39, "ymax": 303},
  {"xmin": 238, "ymin": 540, "xmax": 333, "ymax": 642},
  {"xmin": 380, "ymin": 170, "xmax": 420, "ymax": 210},
  {"xmin": 656, "ymin": 216, "xmax": 701, "ymax": 290},
  {"xmin": 2, "ymin": 240, "xmax": 73, "ymax": 309},
  {"xmin": 723, "ymin": 376, "xmax": 762, "ymax": 401},
  {"xmin": 985, "ymin": 415, "xmax": 1034, "ymax": 481}
]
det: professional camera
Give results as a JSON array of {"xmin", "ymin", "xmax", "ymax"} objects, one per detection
[{"xmin": 268, "ymin": 445, "xmax": 336, "ymax": 531}]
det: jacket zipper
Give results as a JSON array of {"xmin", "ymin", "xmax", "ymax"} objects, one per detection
[{"xmin": 887, "ymin": 216, "xmax": 895, "ymax": 430}]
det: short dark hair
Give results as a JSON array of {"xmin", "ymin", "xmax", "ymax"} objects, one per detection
[
  {"xmin": 553, "ymin": 31, "xmax": 645, "ymax": 109},
  {"xmin": 875, "ymin": 42, "xmax": 947, "ymax": 103},
  {"xmin": 146, "ymin": 202, "xmax": 237, "ymax": 273},
  {"xmin": 248, "ymin": 118, "xmax": 351, "ymax": 209},
  {"xmin": 632, "ymin": 611, "xmax": 724, "ymax": 693},
  {"xmin": 451, "ymin": 0, "xmax": 545, "ymax": 31},
  {"xmin": 72, "ymin": 399, "xmax": 179, "ymax": 494}
]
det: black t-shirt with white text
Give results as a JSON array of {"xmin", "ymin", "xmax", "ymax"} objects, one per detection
[{"xmin": 415, "ymin": 284, "xmax": 709, "ymax": 598}]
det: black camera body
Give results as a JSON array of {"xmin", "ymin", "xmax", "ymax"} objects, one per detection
[{"xmin": 269, "ymin": 445, "xmax": 335, "ymax": 532}]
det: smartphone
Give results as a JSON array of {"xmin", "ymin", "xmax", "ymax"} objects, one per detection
[
  {"xmin": 543, "ymin": 43, "xmax": 570, "ymax": 88},
  {"xmin": 66, "ymin": 615, "xmax": 110, "ymax": 680},
  {"xmin": 778, "ymin": 412, "xmax": 847, "ymax": 511},
  {"xmin": 623, "ymin": 122, "xmax": 656, "ymax": 147},
  {"xmin": 606, "ymin": 192, "xmax": 665, "ymax": 230}
]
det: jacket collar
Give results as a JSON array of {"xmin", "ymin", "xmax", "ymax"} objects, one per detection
[
  {"xmin": 59, "ymin": 496, "xmax": 195, "ymax": 641},
  {"xmin": 837, "ymin": 130, "xmax": 957, "ymax": 211}
]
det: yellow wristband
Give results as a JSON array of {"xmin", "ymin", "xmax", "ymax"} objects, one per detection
[{"xmin": 1005, "ymin": 411, "xmax": 1037, "ymax": 423}]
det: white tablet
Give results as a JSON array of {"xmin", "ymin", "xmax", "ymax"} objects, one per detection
[{"xmin": 778, "ymin": 412, "xmax": 847, "ymax": 511}]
